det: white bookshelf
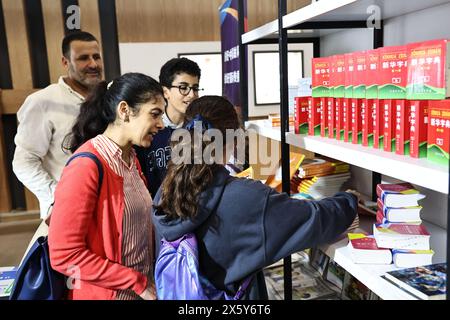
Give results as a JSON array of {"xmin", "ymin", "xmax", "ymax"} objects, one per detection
[
  {"xmin": 286, "ymin": 132, "xmax": 449, "ymax": 194},
  {"xmin": 320, "ymin": 216, "xmax": 446, "ymax": 300},
  {"xmin": 245, "ymin": 120, "xmax": 449, "ymax": 194},
  {"xmin": 242, "ymin": 19, "xmax": 278, "ymax": 44},
  {"xmin": 245, "ymin": 119, "xmax": 292, "ymax": 142},
  {"xmin": 283, "ymin": 0, "xmax": 450, "ymax": 29},
  {"xmin": 245, "ymin": 119, "xmax": 448, "ymax": 299},
  {"xmin": 242, "ymin": 0, "xmax": 450, "ymax": 300},
  {"xmin": 242, "ymin": 0, "xmax": 450, "ymax": 44}
]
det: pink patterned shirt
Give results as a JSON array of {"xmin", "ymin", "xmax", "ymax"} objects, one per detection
[{"xmin": 93, "ymin": 135, "xmax": 153, "ymax": 300}]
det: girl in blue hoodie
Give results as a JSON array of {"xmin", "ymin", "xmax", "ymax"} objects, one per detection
[{"xmin": 152, "ymin": 95, "xmax": 358, "ymax": 300}]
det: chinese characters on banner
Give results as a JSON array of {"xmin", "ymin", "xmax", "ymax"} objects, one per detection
[{"xmin": 219, "ymin": 0, "xmax": 247, "ymax": 107}]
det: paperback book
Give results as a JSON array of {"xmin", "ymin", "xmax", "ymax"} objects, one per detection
[
  {"xmin": 383, "ymin": 263, "xmax": 446, "ymax": 300},
  {"xmin": 376, "ymin": 183, "xmax": 426, "ymax": 208},
  {"xmin": 347, "ymin": 233, "xmax": 392, "ymax": 265},
  {"xmin": 373, "ymin": 222, "xmax": 430, "ymax": 250}
]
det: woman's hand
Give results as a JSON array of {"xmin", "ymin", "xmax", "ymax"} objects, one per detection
[{"xmin": 139, "ymin": 283, "xmax": 157, "ymax": 300}]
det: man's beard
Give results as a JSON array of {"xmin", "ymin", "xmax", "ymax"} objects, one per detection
[{"xmin": 76, "ymin": 72, "xmax": 101, "ymax": 89}]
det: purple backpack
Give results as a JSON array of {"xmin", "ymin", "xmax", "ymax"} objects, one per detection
[{"xmin": 154, "ymin": 233, "xmax": 252, "ymax": 300}]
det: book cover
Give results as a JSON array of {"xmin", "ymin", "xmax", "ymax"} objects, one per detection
[
  {"xmin": 295, "ymin": 96, "xmax": 309, "ymax": 134},
  {"xmin": 382, "ymin": 99, "xmax": 396, "ymax": 152},
  {"xmin": 378, "ymin": 45, "xmax": 408, "ymax": 99},
  {"xmin": 373, "ymin": 222, "xmax": 430, "ymax": 250},
  {"xmin": 353, "ymin": 51, "xmax": 367, "ymax": 98},
  {"xmin": 335, "ymin": 98, "xmax": 345, "ymax": 141},
  {"xmin": 362, "ymin": 99, "xmax": 374, "ymax": 147},
  {"xmin": 406, "ymin": 39, "xmax": 450, "ymax": 100},
  {"xmin": 325, "ymin": 260, "xmax": 346, "ymax": 290},
  {"xmin": 341, "ymin": 272, "xmax": 371, "ymax": 300},
  {"xmin": 344, "ymin": 53, "xmax": 355, "ymax": 98},
  {"xmin": 351, "ymin": 98, "xmax": 363, "ymax": 144},
  {"xmin": 376, "ymin": 183, "xmax": 425, "ymax": 207},
  {"xmin": 343, "ymin": 98, "xmax": 353, "ymax": 142},
  {"xmin": 372, "ymin": 99, "xmax": 384, "ymax": 149},
  {"xmin": 327, "ymin": 98, "xmax": 335, "ymax": 138},
  {"xmin": 308, "ymin": 97, "xmax": 321, "ymax": 136},
  {"xmin": 409, "ymin": 100, "xmax": 429, "ymax": 158},
  {"xmin": 383, "ymin": 263, "xmax": 446, "ymax": 300},
  {"xmin": 333, "ymin": 55, "xmax": 346, "ymax": 98},
  {"xmin": 392, "ymin": 249, "xmax": 434, "ymax": 268},
  {"xmin": 395, "ymin": 100, "xmax": 411, "ymax": 156},
  {"xmin": 312, "ymin": 57, "xmax": 331, "ymax": 97},
  {"xmin": 347, "ymin": 233, "xmax": 392, "ymax": 265},
  {"xmin": 0, "ymin": 267, "xmax": 17, "ymax": 298},
  {"xmin": 427, "ymin": 99, "xmax": 450, "ymax": 166},
  {"xmin": 377, "ymin": 198, "xmax": 422, "ymax": 223},
  {"xmin": 320, "ymin": 97, "xmax": 329, "ymax": 137},
  {"xmin": 366, "ymin": 49, "xmax": 379, "ymax": 99}
]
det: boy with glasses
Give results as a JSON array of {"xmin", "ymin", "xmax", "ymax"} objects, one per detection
[{"xmin": 136, "ymin": 58, "xmax": 202, "ymax": 198}]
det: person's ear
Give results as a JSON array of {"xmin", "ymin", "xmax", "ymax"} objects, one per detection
[
  {"xmin": 117, "ymin": 101, "xmax": 131, "ymax": 123},
  {"xmin": 62, "ymin": 56, "xmax": 69, "ymax": 69},
  {"xmin": 163, "ymin": 86, "xmax": 171, "ymax": 100}
]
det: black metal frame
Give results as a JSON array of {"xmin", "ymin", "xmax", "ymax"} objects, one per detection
[{"xmin": 238, "ymin": 0, "xmax": 449, "ymax": 301}]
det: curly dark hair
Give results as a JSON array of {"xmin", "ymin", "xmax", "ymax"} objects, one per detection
[{"xmin": 155, "ymin": 95, "xmax": 240, "ymax": 220}]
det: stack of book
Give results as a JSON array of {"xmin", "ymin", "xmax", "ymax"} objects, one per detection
[
  {"xmin": 373, "ymin": 183, "xmax": 434, "ymax": 268},
  {"xmin": 347, "ymin": 183, "xmax": 434, "ymax": 268},
  {"xmin": 296, "ymin": 157, "xmax": 351, "ymax": 199}
]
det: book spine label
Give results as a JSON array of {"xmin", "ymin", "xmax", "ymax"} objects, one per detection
[
  {"xmin": 353, "ymin": 51, "xmax": 367, "ymax": 99},
  {"xmin": 427, "ymin": 100, "xmax": 450, "ymax": 165},
  {"xmin": 362, "ymin": 99, "xmax": 374, "ymax": 146},
  {"xmin": 327, "ymin": 98, "xmax": 336, "ymax": 138},
  {"xmin": 351, "ymin": 98, "xmax": 363, "ymax": 144},
  {"xmin": 410, "ymin": 100, "xmax": 429, "ymax": 158},
  {"xmin": 321, "ymin": 98, "xmax": 329, "ymax": 137},
  {"xmin": 395, "ymin": 100, "xmax": 410, "ymax": 156},
  {"xmin": 366, "ymin": 49, "xmax": 379, "ymax": 99},
  {"xmin": 382, "ymin": 99, "xmax": 396, "ymax": 152},
  {"xmin": 343, "ymin": 98, "xmax": 353, "ymax": 142},
  {"xmin": 295, "ymin": 97, "xmax": 309, "ymax": 135},
  {"xmin": 372, "ymin": 99, "xmax": 383, "ymax": 149},
  {"xmin": 308, "ymin": 97, "xmax": 321, "ymax": 136},
  {"xmin": 335, "ymin": 98, "xmax": 345, "ymax": 141}
]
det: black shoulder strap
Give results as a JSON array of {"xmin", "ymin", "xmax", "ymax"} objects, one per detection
[{"xmin": 66, "ymin": 152, "xmax": 104, "ymax": 195}]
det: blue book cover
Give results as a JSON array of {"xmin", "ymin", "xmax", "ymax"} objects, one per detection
[
  {"xmin": 0, "ymin": 267, "xmax": 18, "ymax": 298},
  {"xmin": 383, "ymin": 263, "xmax": 446, "ymax": 300}
]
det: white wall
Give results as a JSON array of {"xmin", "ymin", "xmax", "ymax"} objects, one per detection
[{"xmin": 119, "ymin": 41, "xmax": 222, "ymax": 95}]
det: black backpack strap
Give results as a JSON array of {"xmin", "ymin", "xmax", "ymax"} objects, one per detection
[{"xmin": 66, "ymin": 152, "xmax": 104, "ymax": 195}]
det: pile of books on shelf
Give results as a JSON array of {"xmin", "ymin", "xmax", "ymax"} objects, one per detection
[
  {"xmin": 347, "ymin": 182, "xmax": 434, "ymax": 269},
  {"xmin": 266, "ymin": 113, "xmax": 295, "ymax": 128},
  {"xmin": 294, "ymin": 157, "xmax": 351, "ymax": 199},
  {"xmin": 264, "ymin": 249, "xmax": 381, "ymax": 300},
  {"xmin": 293, "ymin": 38, "xmax": 450, "ymax": 167}
]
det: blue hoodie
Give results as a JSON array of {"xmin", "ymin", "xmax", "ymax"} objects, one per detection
[{"xmin": 152, "ymin": 166, "xmax": 357, "ymax": 300}]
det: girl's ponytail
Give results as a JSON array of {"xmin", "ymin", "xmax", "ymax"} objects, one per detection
[
  {"xmin": 63, "ymin": 73, "xmax": 163, "ymax": 154},
  {"xmin": 63, "ymin": 81, "xmax": 110, "ymax": 153}
]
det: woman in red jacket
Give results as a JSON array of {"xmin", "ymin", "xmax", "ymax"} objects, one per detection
[{"xmin": 48, "ymin": 73, "xmax": 165, "ymax": 300}]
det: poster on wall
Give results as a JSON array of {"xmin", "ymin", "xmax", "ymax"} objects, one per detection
[{"xmin": 219, "ymin": 0, "xmax": 247, "ymax": 107}]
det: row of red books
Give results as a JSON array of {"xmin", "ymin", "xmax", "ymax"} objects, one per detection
[
  {"xmin": 294, "ymin": 97, "xmax": 450, "ymax": 166},
  {"xmin": 312, "ymin": 39, "xmax": 450, "ymax": 100}
]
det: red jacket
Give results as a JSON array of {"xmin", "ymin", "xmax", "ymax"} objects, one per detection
[{"xmin": 48, "ymin": 141, "xmax": 148, "ymax": 300}]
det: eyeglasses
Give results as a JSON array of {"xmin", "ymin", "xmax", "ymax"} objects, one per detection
[{"xmin": 169, "ymin": 84, "xmax": 204, "ymax": 96}]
